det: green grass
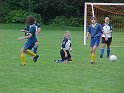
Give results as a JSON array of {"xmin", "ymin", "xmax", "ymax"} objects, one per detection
[{"xmin": 0, "ymin": 24, "xmax": 124, "ymax": 93}]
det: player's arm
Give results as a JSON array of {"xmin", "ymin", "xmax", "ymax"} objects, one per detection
[
  {"xmin": 18, "ymin": 33, "xmax": 32, "ymax": 41},
  {"xmin": 36, "ymin": 27, "xmax": 41, "ymax": 35},
  {"xmin": 20, "ymin": 30, "xmax": 27, "ymax": 32},
  {"xmin": 61, "ymin": 38, "xmax": 68, "ymax": 57},
  {"xmin": 102, "ymin": 30, "xmax": 108, "ymax": 41},
  {"xmin": 105, "ymin": 30, "xmax": 112, "ymax": 34}
]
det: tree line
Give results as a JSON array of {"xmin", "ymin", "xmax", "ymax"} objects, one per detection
[{"xmin": 0, "ymin": 0, "xmax": 123, "ymax": 26}]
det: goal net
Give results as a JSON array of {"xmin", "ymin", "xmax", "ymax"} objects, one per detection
[{"xmin": 84, "ymin": 3, "xmax": 124, "ymax": 45}]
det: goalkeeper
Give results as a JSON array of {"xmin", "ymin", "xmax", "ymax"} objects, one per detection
[{"xmin": 54, "ymin": 31, "xmax": 72, "ymax": 63}]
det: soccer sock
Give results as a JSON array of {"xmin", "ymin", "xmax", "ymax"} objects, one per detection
[
  {"xmin": 21, "ymin": 53, "xmax": 26, "ymax": 65},
  {"xmin": 91, "ymin": 54, "xmax": 95, "ymax": 62},
  {"xmin": 33, "ymin": 46, "xmax": 38, "ymax": 54},
  {"xmin": 26, "ymin": 49, "xmax": 36, "ymax": 57},
  {"xmin": 100, "ymin": 48, "xmax": 104, "ymax": 56},
  {"xmin": 107, "ymin": 48, "xmax": 110, "ymax": 57}
]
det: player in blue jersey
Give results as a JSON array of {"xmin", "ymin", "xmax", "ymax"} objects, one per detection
[
  {"xmin": 87, "ymin": 17, "xmax": 107, "ymax": 64},
  {"xmin": 18, "ymin": 16, "xmax": 39, "ymax": 65},
  {"xmin": 100, "ymin": 17, "xmax": 112, "ymax": 58},
  {"xmin": 21, "ymin": 20, "xmax": 41, "ymax": 54}
]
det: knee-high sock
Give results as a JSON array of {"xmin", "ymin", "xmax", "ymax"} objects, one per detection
[
  {"xmin": 91, "ymin": 54, "xmax": 95, "ymax": 62},
  {"xmin": 107, "ymin": 48, "xmax": 110, "ymax": 57},
  {"xmin": 26, "ymin": 49, "xmax": 36, "ymax": 57},
  {"xmin": 21, "ymin": 53, "xmax": 26, "ymax": 65},
  {"xmin": 100, "ymin": 48, "xmax": 104, "ymax": 56},
  {"xmin": 33, "ymin": 46, "xmax": 38, "ymax": 54}
]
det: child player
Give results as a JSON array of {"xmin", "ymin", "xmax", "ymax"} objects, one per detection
[
  {"xmin": 100, "ymin": 17, "xmax": 112, "ymax": 58},
  {"xmin": 21, "ymin": 20, "xmax": 41, "ymax": 54},
  {"xmin": 86, "ymin": 17, "xmax": 107, "ymax": 64},
  {"xmin": 54, "ymin": 31, "xmax": 72, "ymax": 63},
  {"xmin": 18, "ymin": 16, "xmax": 39, "ymax": 65}
]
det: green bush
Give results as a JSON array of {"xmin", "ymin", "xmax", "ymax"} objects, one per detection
[
  {"xmin": 51, "ymin": 16, "xmax": 68, "ymax": 26},
  {"xmin": 5, "ymin": 9, "xmax": 42, "ymax": 23},
  {"xmin": 52, "ymin": 16, "xmax": 83, "ymax": 27}
]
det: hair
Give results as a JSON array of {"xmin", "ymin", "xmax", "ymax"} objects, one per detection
[
  {"xmin": 65, "ymin": 30, "xmax": 70, "ymax": 34},
  {"xmin": 26, "ymin": 16, "xmax": 36, "ymax": 25},
  {"xmin": 105, "ymin": 17, "xmax": 109, "ymax": 20},
  {"xmin": 90, "ymin": 16, "xmax": 97, "ymax": 20}
]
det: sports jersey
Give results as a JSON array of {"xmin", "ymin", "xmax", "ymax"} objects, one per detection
[
  {"xmin": 61, "ymin": 37, "xmax": 71, "ymax": 50},
  {"xmin": 102, "ymin": 23, "xmax": 112, "ymax": 38},
  {"xmin": 23, "ymin": 24, "xmax": 37, "ymax": 49},
  {"xmin": 88, "ymin": 23, "xmax": 103, "ymax": 38}
]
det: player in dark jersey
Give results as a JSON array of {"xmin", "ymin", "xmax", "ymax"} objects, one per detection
[
  {"xmin": 54, "ymin": 31, "xmax": 72, "ymax": 63},
  {"xmin": 18, "ymin": 16, "xmax": 39, "ymax": 65},
  {"xmin": 100, "ymin": 17, "xmax": 112, "ymax": 58}
]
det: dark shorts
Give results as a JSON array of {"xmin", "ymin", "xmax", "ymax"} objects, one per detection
[
  {"xmin": 23, "ymin": 40, "xmax": 36, "ymax": 50},
  {"xmin": 101, "ymin": 37, "xmax": 112, "ymax": 45},
  {"xmin": 90, "ymin": 37, "xmax": 100, "ymax": 47}
]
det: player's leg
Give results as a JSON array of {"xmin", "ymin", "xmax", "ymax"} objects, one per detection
[
  {"xmin": 24, "ymin": 41, "xmax": 39, "ymax": 62},
  {"xmin": 91, "ymin": 45, "xmax": 97, "ymax": 64},
  {"xmin": 33, "ymin": 41, "xmax": 38, "ymax": 54},
  {"xmin": 54, "ymin": 49, "xmax": 65, "ymax": 62},
  {"xmin": 91, "ymin": 37, "xmax": 100, "ymax": 64},
  {"xmin": 66, "ymin": 50, "xmax": 72, "ymax": 61},
  {"xmin": 100, "ymin": 37, "xmax": 106, "ymax": 58},
  {"xmin": 106, "ymin": 37, "xmax": 112, "ymax": 58},
  {"xmin": 20, "ymin": 48, "xmax": 26, "ymax": 65},
  {"xmin": 60, "ymin": 49, "xmax": 66, "ymax": 62}
]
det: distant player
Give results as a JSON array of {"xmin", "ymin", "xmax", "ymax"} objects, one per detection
[
  {"xmin": 18, "ymin": 16, "xmax": 39, "ymax": 65},
  {"xmin": 54, "ymin": 31, "xmax": 72, "ymax": 63},
  {"xmin": 87, "ymin": 17, "xmax": 107, "ymax": 64},
  {"xmin": 100, "ymin": 17, "xmax": 112, "ymax": 58}
]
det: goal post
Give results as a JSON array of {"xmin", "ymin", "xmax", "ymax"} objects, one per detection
[{"xmin": 83, "ymin": 3, "xmax": 124, "ymax": 45}]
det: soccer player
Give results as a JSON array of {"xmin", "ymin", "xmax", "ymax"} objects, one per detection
[
  {"xmin": 18, "ymin": 16, "xmax": 39, "ymax": 65},
  {"xmin": 54, "ymin": 31, "xmax": 72, "ymax": 63},
  {"xmin": 86, "ymin": 17, "xmax": 107, "ymax": 64},
  {"xmin": 100, "ymin": 17, "xmax": 112, "ymax": 58},
  {"xmin": 21, "ymin": 20, "xmax": 41, "ymax": 54}
]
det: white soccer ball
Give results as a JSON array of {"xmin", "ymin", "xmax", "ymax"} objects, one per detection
[{"xmin": 109, "ymin": 55, "xmax": 117, "ymax": 62}]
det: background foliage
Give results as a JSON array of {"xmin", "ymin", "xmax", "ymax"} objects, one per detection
[{"xmin": 0, "ymin": 0, "xmax": 123, "ymax": 26}]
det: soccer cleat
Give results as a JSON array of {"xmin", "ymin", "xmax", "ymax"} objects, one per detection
[
  {"xmin": 54, "ymin": 60, "xmax": 64, "ymax": 63},
  {"xmin": 20, "ymin": 64, "xmax": 26, "ymax": 66},
  {"xmin": 67, "ymin": 58, "xmax": 72, "ymax": 61},
  {"xmin": 100, "ymin": 55, "xmax": 103, "ymax": 58},
  {"xmin": 91, "ymin": 62, "xmax": 95, "ymax": 64},
  {"xmin": 33, "ymin": 55, "xmax": 39, "ymax": 62}
]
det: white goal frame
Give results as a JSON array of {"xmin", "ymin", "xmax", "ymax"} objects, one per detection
[{"xmin": 83, "ymin": 2, "xmax": 124, "ymax": 45}]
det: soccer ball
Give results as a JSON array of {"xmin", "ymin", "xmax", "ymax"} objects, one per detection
[{"xmin": 109, "ymin": 55, "xmax": 117, "ymax": 62}]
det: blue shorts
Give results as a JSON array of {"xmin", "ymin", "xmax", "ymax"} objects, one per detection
[
  {"xmin": 23, "ymin": 39, "xmax": 36, "ymax": 50},
  {"xmin": 90, "ymin": 37, "xmax": 100, "ymax": 47}
]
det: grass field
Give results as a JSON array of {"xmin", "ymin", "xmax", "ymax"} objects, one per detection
[{"xmin": 0, "ymin": 24, "xmax": 124, "ymax": 93}]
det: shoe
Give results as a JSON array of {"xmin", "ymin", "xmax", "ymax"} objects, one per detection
[
  {"xmin": 91, "ymin": 62, "xmax": 95, "ymax": 64},
  {"xmin": 54, "ymin": 60, "xmax": 64, "ymax": 63},
  {"xmin": 33, "ymin": 55, "xmax": 39, "ymax": 62},
  {"xmin": 67, "ymin": 58, "xmax": 72, "ymax": 61},
  {"xmin": 20, "ymin": 64, "xmax": 26, "ymax": 66},
  {"xmin": 100, "ymin": 55, "xmax": 103, "ymax": 58}
]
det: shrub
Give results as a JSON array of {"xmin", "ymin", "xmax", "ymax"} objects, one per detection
[
  {"xmin": 52, "ymin": 16, "xmax": 83, "ymax": 27},
  {"xmin": 5, "ymin": 9, "xmax": 42, "ymax": 23}
]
